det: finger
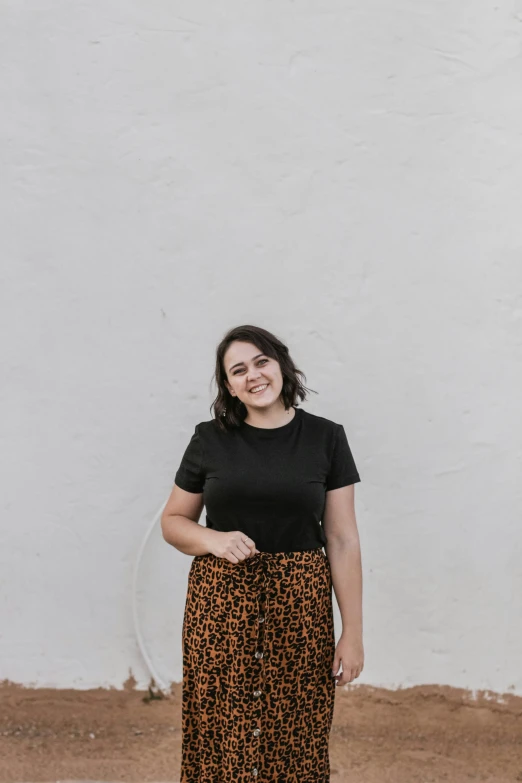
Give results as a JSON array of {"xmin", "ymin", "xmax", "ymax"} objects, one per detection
[
  {"xmin": 235, "ymin": 541, "xmax": 252, "ymax": 558},
  {"xmin": 245, "ymin": 540, "xmax": 259, "ymax": 557},
  {"xmin": 236, "ymin": 540, "xmax": 256, "ymax": 560},
  {"xmin": 239, "ymin": 537, "xmax": 256, "ymax": 557}
]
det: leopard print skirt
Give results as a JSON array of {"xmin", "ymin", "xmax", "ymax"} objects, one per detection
[{"xmin": 181, "ymin": 548, "xmax": 336, "ymax": 783}]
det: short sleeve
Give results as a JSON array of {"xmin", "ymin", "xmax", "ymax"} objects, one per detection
[
  {"xmin": 325, "ymin": 424, "xmax": 361, "ymax": 491},
  {"xmin": 174, "ymin": 425, "xmax": 205, "ymax": 493}
]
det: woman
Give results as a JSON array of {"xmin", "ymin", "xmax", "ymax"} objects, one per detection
[{"xmin": 161, "ymin": 324, "xmax": 364, "ymax": 783}]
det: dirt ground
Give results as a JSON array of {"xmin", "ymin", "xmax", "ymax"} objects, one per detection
[{"xmin": 0, "ymin": 677, "xmax": 521, "ymax": 783}]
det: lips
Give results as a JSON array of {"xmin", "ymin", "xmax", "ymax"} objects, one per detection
[{"xmin": 249, "ymin": 383, "xmax": 269, "ymax": 394}]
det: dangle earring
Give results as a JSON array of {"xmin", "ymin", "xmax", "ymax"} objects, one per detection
[
  {"xmin": 222, "ymin": 395, "xmax": 231, "ymax": 416},
  {"xmin": 222, "ymin": 397, "xmax": 245, "ymax": 416}
]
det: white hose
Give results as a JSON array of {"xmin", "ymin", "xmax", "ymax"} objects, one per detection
[{"xmin": 132, "ymin": 498, "xmax": 172, "ymax": 695}]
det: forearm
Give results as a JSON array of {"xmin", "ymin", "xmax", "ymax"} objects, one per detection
[
  {"xmin": 325, "ymin": 536, "xmax": 363, "ymax": 637},
  {"xmin": 161, "ymin": 513, "xmax": 217, "ymax": 556}
]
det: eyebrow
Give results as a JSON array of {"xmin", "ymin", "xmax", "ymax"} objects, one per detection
[{"xmin": 228, "ymin": 353, "xmax": 266, "ymax": 372}]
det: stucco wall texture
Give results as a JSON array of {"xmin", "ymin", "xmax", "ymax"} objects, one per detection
[{"xmin": 1, "ymin": 1, "xmax": 521, "ymax": 695}]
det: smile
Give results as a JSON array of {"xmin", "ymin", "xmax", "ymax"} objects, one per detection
[{"xmin": 249, "ymin": 383, "xmax": 269, "ymax": 394}]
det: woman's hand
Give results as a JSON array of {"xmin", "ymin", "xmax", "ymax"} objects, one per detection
[
  {"xmin": 209, "ymin": 531, "xmax": 260, "ymax": 563},
  {"xmin": 331, "ymin": 632, "xmax": 364, "ymax": 686}
]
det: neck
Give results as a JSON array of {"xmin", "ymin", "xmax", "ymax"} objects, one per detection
[{"xmin": 243, "ymin": 404, "xmax": 295, "ymax": 429}]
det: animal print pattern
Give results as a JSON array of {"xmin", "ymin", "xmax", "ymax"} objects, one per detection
[{"xmin": 181, "ymin": 548, "xmax": 336, "ymax": 782}]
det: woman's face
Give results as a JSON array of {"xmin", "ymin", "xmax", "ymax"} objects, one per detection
[{"xmin": 223, "ymin": 341, "xmax": 283, "ymax": 410}]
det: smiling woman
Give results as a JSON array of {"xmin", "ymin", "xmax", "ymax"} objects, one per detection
[{"xmin": 162, "ymin": 324, "xmax": 363, "ymax": 783}]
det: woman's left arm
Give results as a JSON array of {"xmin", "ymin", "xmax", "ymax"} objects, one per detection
[{"xmin": 323, "ymin": 484, "xmax": 364, "ymax": 685}]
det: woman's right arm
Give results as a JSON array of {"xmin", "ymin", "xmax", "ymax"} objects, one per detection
[
  {"xmin": 161, "ymin": 483, "xmax": 258, "ymax": 560},
  {"xmin": 161, "ymin": 484, "xmax": 217, "ymax": 556}
]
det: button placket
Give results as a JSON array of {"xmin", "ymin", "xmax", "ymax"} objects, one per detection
[{"xmin": 250, "ymin": 553, "xmax": 270, "ymax": 779}]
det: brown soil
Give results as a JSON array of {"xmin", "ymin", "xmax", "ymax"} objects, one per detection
[{"xmin": 0, "ymin": 677, "xmax": 521, "ymax": 783}]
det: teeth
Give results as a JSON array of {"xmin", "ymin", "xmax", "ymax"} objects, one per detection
[{"xmin": 250, "ymin": 384, "xmax": 268, "ymax": 393}]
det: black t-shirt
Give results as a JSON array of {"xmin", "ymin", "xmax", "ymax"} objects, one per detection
[{"xmin": 173, "ymin": 405, "xmax": 361, "ymax": 554}]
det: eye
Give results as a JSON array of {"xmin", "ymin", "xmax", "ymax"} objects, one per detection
[{"xmin": 233, "ymin": 358, "xmax": 268, "ymax": 375}]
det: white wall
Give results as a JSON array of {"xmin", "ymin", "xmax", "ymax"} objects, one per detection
[{"xmin": 1, "ymin": 0, "xmax": 521, "ymax": 696}]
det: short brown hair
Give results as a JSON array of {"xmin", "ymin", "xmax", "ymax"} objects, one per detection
[{"xmin": 210, "ymin": 325, "xmax": 317, "ymax": 431}]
